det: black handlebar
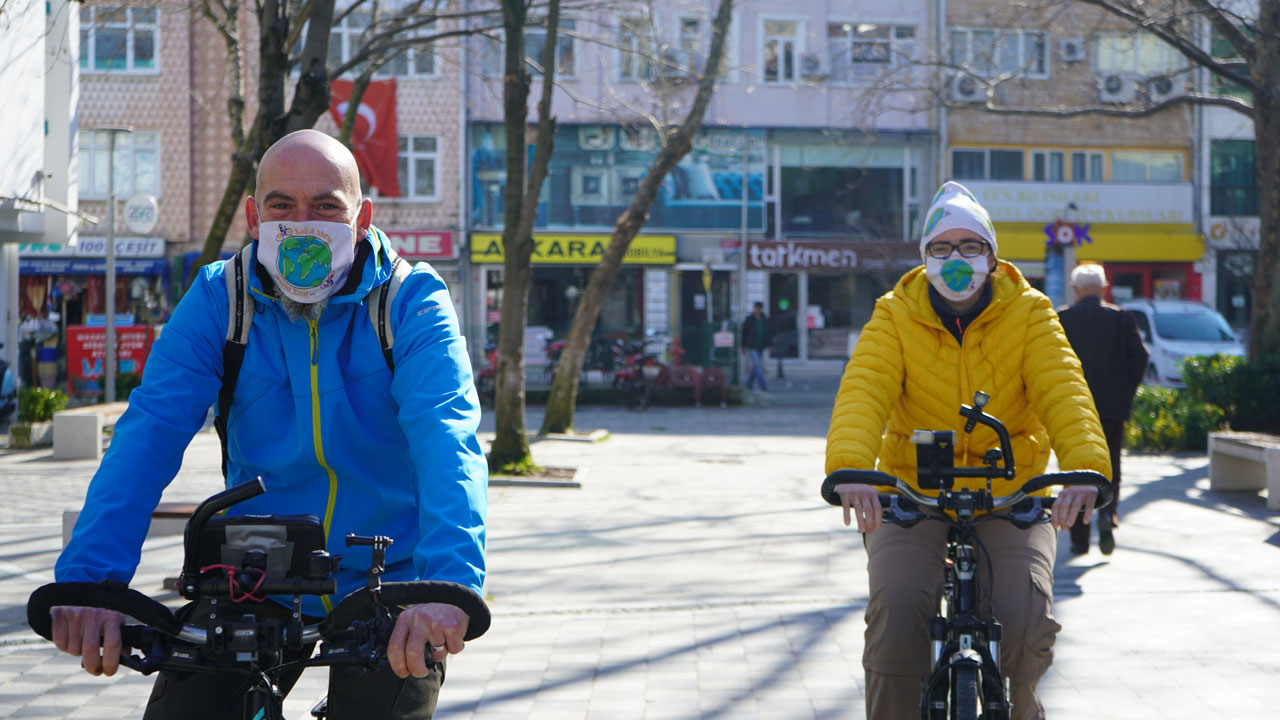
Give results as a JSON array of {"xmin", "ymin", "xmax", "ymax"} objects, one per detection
[
  {"xmin": 821, "ymin": 468, "xmax": 1113, "ymax": 513},
  {"xmin": 179, "ymin": 478, "xmax": 267, "ymax": 599}
]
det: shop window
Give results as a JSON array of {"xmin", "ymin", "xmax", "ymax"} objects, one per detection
[
  {"xmin": 1210, "ymin": 139, "xmax": 1257, "ymax": 216},
  {"xmin": 397, "ymin": 136, "xmax": 440, "ymax": 201},
  {"xmin": 80, "ymin": 6, "xmax": 158, "ymax": 73},
  {"xmin": 780, "ymin": 166, "xmax": 903, "ymax": 237},
  {"xmin": 77, "ymin": 130, "xmax": 160, "ymax": 199}
]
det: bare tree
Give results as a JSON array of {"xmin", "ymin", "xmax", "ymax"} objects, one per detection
[
  {"xmin": 487, "ymin": 0, "xmax": 561, "ymax": 473},
  {"xmin": 538, "ymin": 0, "xmax": 733, "ymax": 435},
  {"xmin": 190, "ymin": 0, "xmax": 505, "ymax": 275}
]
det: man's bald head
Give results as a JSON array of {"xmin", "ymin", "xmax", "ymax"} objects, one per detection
[{"xmin": 247, "ymin": 129, "xmax": 372, "ymax": 244}]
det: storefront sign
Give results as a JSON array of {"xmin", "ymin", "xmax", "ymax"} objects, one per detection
[
  {"xmin": 470, "ymin": 233, "xmax": 676, "ymax": 265},
  {"xmin": 384, "ymin": 230, "xmax": 455, "ymax": 260},
  {"xmin": 963, "ymin": 181, "xmax": 1192, "ymax": 224},
  {"xmin": 19, "ymin": 236, "xmax": 166, "ymax": 258},
  {"xmin": 124, "ymin": 194, "xmax": 160, "ymax": 234},
  {"xmin": 65, "ymin": 325, "xmax": 159, "ymax": 397},
  {"xmin": 748, "ymin": 241, "xmax": 858, "ymax": 271}
]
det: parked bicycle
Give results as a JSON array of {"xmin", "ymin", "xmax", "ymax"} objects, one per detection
[
  {"xmin": 27, "ymin": 478, "xmax": 491, "ymax": 720},
  {"xmin": 821, "ymin": 392, "xmax": 1111, "ymax": 720}
]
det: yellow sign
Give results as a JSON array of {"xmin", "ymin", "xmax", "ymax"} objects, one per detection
[
  {"xmin": 994, "ymin": 222, "xmax": 1204, "ymax": 262},
  {"xmin": 470, "ymin": 233, "xmax": 676, "ymax": 265}
]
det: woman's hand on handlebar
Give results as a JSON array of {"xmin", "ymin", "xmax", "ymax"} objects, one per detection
[
  {"xmin": 1050, "ymin": 485, "xmax": 1099, "ymax": 531},
  {"xmin": 387, "ymin": 603, "xmax": 470, "ymax": 679},
  {"xmin": 835, "ymin": 484, "xmax": 884, "ymax": 534},
  {"xmin": 50, "ymin": 606, "xmax": 123, "ymax": 677}
]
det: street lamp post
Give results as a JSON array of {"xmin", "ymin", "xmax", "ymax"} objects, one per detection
[{"xmin": 100, "ymin": 127, "xmax": 132, "ymax": 404}]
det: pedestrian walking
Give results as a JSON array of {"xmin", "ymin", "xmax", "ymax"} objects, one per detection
[
  {"xmin": 1057, "ymin": 263, "xmax": 1149, "ymax": 555},
  {"xmin": 740, "ymin": 301, "xmax": 772, "ymax": 391}
]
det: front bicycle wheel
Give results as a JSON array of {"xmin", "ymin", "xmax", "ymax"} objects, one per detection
[{"xmin": 950, "ymin": 664, "xmax": 980, "ymax": 720}]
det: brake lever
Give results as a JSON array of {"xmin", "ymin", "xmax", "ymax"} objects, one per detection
[
  {"xmin": 1002, "ymin": 497, "xmax": 1050, "ymax": 529},
  {"xmin": 882, "ymin": 495, "xmax": 927, "ymax": 528}
]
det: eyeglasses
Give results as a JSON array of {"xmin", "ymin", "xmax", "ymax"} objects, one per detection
[{"xmin": 925, "ymin": 239, "xmax": 989, "ymax": 260}]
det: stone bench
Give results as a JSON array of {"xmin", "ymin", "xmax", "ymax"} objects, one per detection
[
  {"xmin": 1207, "ymin": 431, "xmax": 1280, "ymax": 510},
  {"xmin": 52, "ymin": 401, "xmax": 129, "ymax": 460},
  {"xmin": 62, "ymin": 501, "xmax": 199, "ymax": 548}
]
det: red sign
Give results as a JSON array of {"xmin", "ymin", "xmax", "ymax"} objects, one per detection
[
  {"xmin": 384, "ymin": 230, "xmax": 455, "ymax": 260},
  {"xmin": 65, "ymin": 325, "xmax": 159, "ymax": 397},
  {"xmin": 329, "ymin": 79, "xmax": 400, "ymax": 197}
]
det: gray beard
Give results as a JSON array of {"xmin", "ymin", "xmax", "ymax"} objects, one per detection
[{"xmin": 267, "ymin": 277, "xmax": 330, "ymax": 323}]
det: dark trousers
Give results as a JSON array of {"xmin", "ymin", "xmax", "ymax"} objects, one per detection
[
  {"xmin": 1070, "ymin": 418, "xmax": 1125, "ymax": 549},
  {"xmin": 143, "ymin": 598, "xmax": 443, "ymax": 720}
]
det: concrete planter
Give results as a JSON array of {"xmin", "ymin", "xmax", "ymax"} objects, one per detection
[{"xmin": 9, "ymin": 421, "xmax": 54, "ymax": 449}]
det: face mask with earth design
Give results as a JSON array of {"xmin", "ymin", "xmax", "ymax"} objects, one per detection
[
  {"xmin": 925, "ymin": 255, "xmax": 989, "ymax": 303},
  {"xmin": 256, "ymin": 220, "xmax": 357, "ymax": 303}
]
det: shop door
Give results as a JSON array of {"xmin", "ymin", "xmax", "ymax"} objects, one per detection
[
  {"xmin": 769, "ymin": 273, "xmax": 800, "ymax": 358},
  {"xmin": 1216, "ymin": 250, "xmax": 1255, "ymax": 329},
  {"xmin": 678, "ymin": 270, "xmax": 732, "ymax": 366}
]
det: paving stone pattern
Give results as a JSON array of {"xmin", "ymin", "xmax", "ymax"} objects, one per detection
[{"xmin": 1, "ymin": 395, "xmax": 1278, "ymax": 718}]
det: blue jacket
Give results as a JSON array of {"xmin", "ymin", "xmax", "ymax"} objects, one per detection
[{"xmin": 56, "ymin": 227, "xmax": 487, "ymax": 616}]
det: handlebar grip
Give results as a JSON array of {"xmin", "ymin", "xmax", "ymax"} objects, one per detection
[
  {"xmin": 27, "ymin": 582, "xmax": 183, "ymax": 641},
  {"xmin": 1021, "ymin": 470, "xmax": 1114, "ymax": 510},
  {"xmin": 321, "ymin": 581, "xmax": 492, "ymax": 642},
  {"xmin": 821, "ymin": 469, "xmax": 900, "ymax": 506}
]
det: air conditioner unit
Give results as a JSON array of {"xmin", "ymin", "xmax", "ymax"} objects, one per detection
[
  {"xmin": 658, "ymin": 49, "xmax": 692, "ymax": 79},
  {"xmin": 950, "ymin": 74, "xmax": 985, "ymax": 103},
  {"xmin": 800, "ymin": 53, "xmax": 827, "ymax": 80},
  {"xmin": 1147, "ymin": 74, "xmax": 1185, "ymax": 104},
  {"xmin": 1057, "ymin": 37, "xmax": 1086, "ymax": 63},
  {"xmin": 1097, "ymin": 73, "xmax": 1138, "ymax": 104}
]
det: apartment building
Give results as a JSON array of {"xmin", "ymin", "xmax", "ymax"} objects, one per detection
[
  {"xmin": 463, "ymin": 0, "xmax": 936, "ymax": 371},
  {"xmin": 943, "ymin": 0, "xmax": 1202, "ymax": 306}
]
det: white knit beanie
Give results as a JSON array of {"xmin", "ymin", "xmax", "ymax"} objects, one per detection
[{"xmin": 919, "ymin": 181, "xmax": 998, "ymax": 261}]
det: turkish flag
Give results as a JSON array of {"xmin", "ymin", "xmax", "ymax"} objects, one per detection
[{"xmin": 329, "ymin": 78, "xmax": 400, "ymax": 197}]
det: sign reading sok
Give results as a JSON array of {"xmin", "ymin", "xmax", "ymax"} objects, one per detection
[{"xmin": 748, "ymin": 241, "xmax": 858, "ymax": 271}]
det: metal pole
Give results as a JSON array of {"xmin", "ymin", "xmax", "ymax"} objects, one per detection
[
  {"xmin": 105, "ymin": 131, "xmax": 117, "ymax": 403},
  {"xmin": 100, "ymin": 126, "xmax": 132, "ymax": 403}
]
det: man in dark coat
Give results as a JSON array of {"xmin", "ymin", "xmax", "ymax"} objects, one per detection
[
  {"xmin": 1057, "ymin": 264, "xmax": 1149, "ymax": 555},
  {"xmin": 740, "ymin": 302, "xmax": 773, "ymax": 391}
]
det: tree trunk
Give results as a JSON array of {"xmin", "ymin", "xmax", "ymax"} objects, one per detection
[
  {"xmin": 1251, "ymin": 4, "xmax": 1280, "ymax": 360},
  {"xmin": 487, "ymin": 0, "xmax": 538, "ymax": 473},
  {"xmin": 539, "ymin": 0, "xmax": 733, "ymax": 435}
]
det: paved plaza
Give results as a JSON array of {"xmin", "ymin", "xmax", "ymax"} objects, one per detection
[{"xmin": 1, "ymin": 386, "xmax": 1278, "ymax": 718}]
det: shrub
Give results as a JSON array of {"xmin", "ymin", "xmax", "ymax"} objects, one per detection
[
  {"xmin": 17, "ymin": 387, "xmax": 68, "ymax": 423},
  {"xmin": 1125, "ymin": 385, "xmax": 1225, "ymax": 452},
  {"xmin": 1181, "ymin": 353, "xmax": 1280, "ymax": 433}
]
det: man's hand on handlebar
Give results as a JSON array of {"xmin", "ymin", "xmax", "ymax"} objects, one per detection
[
  {"xmin": 835, "ymin": 484, "xmax": 884, "ymax": 534},
  {"xmin": 387, "ymin": 602, "xmax": 469, "ymax": 679},
  {"xmin": 50, "ymin": 606, "xmax": 123, "ymax": 677},
  {"xmin": 1050, "ymin": 485, "xmax": 1099, "ymax": 532}
]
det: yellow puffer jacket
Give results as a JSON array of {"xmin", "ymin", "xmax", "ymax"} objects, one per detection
[{"xmin": 826, "ymin": 261, "xmax": 1112, "ymax": 498}]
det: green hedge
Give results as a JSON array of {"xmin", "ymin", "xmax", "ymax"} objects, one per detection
[
  {"xmin": 1182, "ymin": 354, "xmax": 1280, "ymax": 433},
  {"xmin": 17, "ymin": 387, "xmax": 68, "ymax": 423},
  {"xmin": 1125, "ymin": 385, "xmax": 1224, "ymax": 452}
]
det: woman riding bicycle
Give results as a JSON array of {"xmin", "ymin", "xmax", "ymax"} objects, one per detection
[{"xmin": 827, "ymin": 182, "xmax": 1112, "ymax": 720}]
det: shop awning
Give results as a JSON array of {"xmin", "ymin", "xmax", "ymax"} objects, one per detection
[{"xmin": 995, "ymin": 222, "xmax": 1203, "ymax": 262}]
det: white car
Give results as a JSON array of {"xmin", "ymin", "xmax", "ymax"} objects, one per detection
[{"xmin": 1121, "ymin": 299, "xmax": 1246, "ymax": 387}]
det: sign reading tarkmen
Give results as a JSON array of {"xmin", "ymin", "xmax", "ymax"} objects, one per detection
[{"xmin": 470, "ymin": 233, "xmax": 676, "ymax": 265}]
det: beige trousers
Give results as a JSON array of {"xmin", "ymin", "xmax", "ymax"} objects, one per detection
[{"xmin": 863, "ymin": 517, "xmax": 1060, "ymax": 720}]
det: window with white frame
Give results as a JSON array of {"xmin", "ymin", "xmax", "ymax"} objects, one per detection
[
  {"xmin": 397, "ymin": 136, "xmax": 439, "ymax": 200},
  {"xmin": 1071, "ymin": 151, "xmax": 1104, "ymax": 182},
  {"xmin": 1093, "ymin": 32, "xmax": 1182, "ymax": 75},
  {"xmin": 1032, "ymin": 150, "xmax": 1065, "ymax": 181},
  {"xmin": 1110, "ymin": 150, "xmax": 1183, "ymax": 183},
  {"xmin": 950, "ymin": 28, "xmax": 1047, "ymax": 79},
  {"xmin": 80, "ymin": 6, "xmax": 158, "ymax": 73},
  {"xmin": 762, "ymin": 19, "xmax": 801, "ymax": 83},
  {"xmin": 828, "ymin": 22, "xmax": 915, "ymax": 83},
  {"xmin": 677, "ymin": 14, "xmax": 737, "ymax": 80},
  {"xmin": 77, "ymin": 131, "xmax": 160, "ymax": 199},
  {"xmin": 326, "ymin": 12, "xmax": 437, "ymax": 77},
  {"xmin": 619, "ymin": 16, "xmax": 656, "ymax": 81},
  {"xmin": 485, "ymin": 18, "xmax": 576, "ymax": 77},
  {"xmin": 951, "ymin": 148, "xmax": 1025, "ymax": 181}
]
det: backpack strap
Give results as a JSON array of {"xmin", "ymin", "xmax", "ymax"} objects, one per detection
[
  {"xmin": 368, "ymin": 248, "xmax": 413, "ymax": 372},
  {"xmin": 214, "ymin": 245, "xmax": 255, "ymax": 479}
]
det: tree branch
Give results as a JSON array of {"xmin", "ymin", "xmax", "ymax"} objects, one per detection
[{"xmin": 962, "ymin": 90, "xmax": 1252, "ymax": 118}]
